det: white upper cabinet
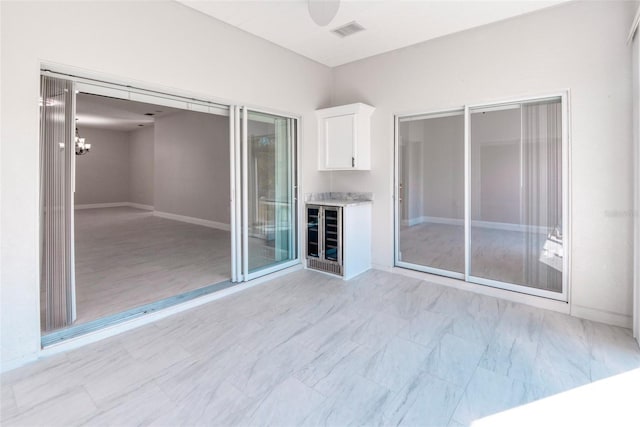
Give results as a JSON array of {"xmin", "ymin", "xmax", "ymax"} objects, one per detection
[{"xmin": 316, "ymin": 103, "xmax": 375, "ymax": 171}]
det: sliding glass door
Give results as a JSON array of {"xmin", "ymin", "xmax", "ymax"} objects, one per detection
[
  {"xmin": 395, "ymin": 94, "xmax": 567, "ymax": 300},
  {"xmin": 232, "ymin": 107, "xmax": 298, "ymax": 282},
  {"xmin": 39, "ymin": 71, "xmax": 300, "ymax": 340},
  {"xmin": 468, "ymin": 98, "xmax": 563, "ymax": 295},
  {"xmin": 396, "ymin": 111, "xmax": 465, "ymax": 278}
]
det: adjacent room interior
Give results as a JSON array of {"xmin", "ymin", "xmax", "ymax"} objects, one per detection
[
  {"xmin": 59, "ymin": 93, "xmax": 232, "ymax": 328},
  {"xmin": 39, "ymin": 89, "xmax": 298, "ymax": 334}
]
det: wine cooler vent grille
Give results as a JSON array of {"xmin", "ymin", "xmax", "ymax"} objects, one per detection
[{"xmin": 308, "ymin": 258, "xmax": 342, "ymax": 276}]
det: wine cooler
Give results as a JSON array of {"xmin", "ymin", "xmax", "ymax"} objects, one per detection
[{"xmin": 306, "ymin": 205, "xmax": 343, "ymax": 276}]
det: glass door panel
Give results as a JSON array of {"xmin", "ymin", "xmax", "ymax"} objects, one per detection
[
  {"xmin": 469, "ymin": 98, "xmax": 563, "ymax": 293},
  {"xmin": 307, "ymin": 206, "xmax": 320, "ymax": 258},
  {"xmin": 323, "ymin": 207, "xmax": 340, "ymax": 262},
  {"xmin": 244, "ymin": 110, "xmax": 297, "ymax": 277},
  {"xmin": 397, "ymin": 112, "xmax": 465, "ymax": 276}
]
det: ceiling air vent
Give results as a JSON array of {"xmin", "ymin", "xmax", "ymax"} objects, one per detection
[{"xmin": 331, "ymin": 21, "xmax": 365, "ymax": 38}]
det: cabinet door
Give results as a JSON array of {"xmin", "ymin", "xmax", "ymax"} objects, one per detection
[{"xmin": 324, "ymin": 114, "xmax": 355, "ymax": 169}]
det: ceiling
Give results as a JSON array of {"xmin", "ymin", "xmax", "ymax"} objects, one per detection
[
  {"xmin": 76, "ymin": 93, "xmax": 182, "ymax": 132},
  {"xmin": 178, "ymin": 0, "xmax": 570, "ymax": 67}
]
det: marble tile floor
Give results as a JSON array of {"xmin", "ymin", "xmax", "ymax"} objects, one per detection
[
  {"xmin": 52, "ymin": 207, "xmax": 233, "ymax": 328},
  {"xmin": 43, "ymin": 207, "xmax": 276, "ymax": 331},
  {"xmin": 9, "ymin": 269, "xmax": 640, "ymax": 426}
]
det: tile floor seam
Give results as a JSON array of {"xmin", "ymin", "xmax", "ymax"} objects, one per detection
[{"xmin": 447, "ymin": 341, "xmax": 490, "ymax": 425}]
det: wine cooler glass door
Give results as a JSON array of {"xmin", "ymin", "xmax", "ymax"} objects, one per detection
[
  {"xmin": 323, "ymin": 207, "xmax": 341, "ymax": 264},
  {"xmin": 307, "ymin": 206, "xmax": 320, "ymax": 258}
]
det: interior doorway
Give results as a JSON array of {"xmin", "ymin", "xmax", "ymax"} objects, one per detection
[
  {"xmin": 70, "ymin": 93, "xmax": 232, "ymax": 326},
  {"xmin": 39, "ymin": 72, "xmax": 299, "ymax": 340}
]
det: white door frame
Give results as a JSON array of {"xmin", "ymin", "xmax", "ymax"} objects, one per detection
[
  {"xmin": 235, "ymin": 106, "xmax": 301, "ymax": 282},
  {"xmin": 630, "ymin": 9, "xmax": 640, "ymax": 344},
  {"xmin": 394, "ymin": 92, "xmax": 570, "ymax": 302},
  {"xmin": 40, "ymin": 68, "xmax": 302, "ymax": 327}
]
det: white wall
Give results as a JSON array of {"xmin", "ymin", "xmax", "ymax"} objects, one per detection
[
  {"xmin": 0, "ymin": 0, "xmax": 332, "ymax": 370},
  {"xmin": 129, "ymin": 125, "xmax": 154, "ymax": 207},
  {"xmin": 74, "ymin": 126, "xmax": 130, "ymax": 205},
  {"xmin": 633, "ymin": 7, "xmax": 640, "ymax": 343},
  {"xmin": 154, "ymin": 110, "xmax": 229, "ymax": 224},
  {"xmin": 330, "ymin": 1, "xmax": 637, "ymax": 327}
]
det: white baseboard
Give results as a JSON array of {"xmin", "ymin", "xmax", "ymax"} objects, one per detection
[
  {"xmin": 381, "ymin": 265, "xmax": 631, "ymax": 329},
  {"xmin": 75, "ymin": 202, "xmax": 130, "ymax": 210},
  {"xmin": 0, "ymin": 353, "xmax": 39, "ymax": 374},
  {"xmin": 390, "ymin": 266, "xmax": 570, "ymax": 315},
  {"xmin": 425, "ymin": 216, "xmax": 463, "ymax": 227},
  {"xmin": 402, "ymin": 215, "xmax": 549, "ymax": 234},
  {"xmin": 73, "ymin": 203, "xmax": 228, "ymax": 230},
  {"xmin": 75, "ymin": 202, "xmax": 154, "ymax": 211},
  {"xmin": 128, "ymin": 203, "xmax": 154, "ymax": 211},
  {"xmin": 571, "ymin": 304, "xmax": 632, "ymax": 329},
  {"xmin": 153, "ymin": 210, "xmax": 230, "ymax": 231}
]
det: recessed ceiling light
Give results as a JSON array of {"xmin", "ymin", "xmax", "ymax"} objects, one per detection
[{"xmin": 331, "ymin": 21, "xmax": 365, "ymax": 38}]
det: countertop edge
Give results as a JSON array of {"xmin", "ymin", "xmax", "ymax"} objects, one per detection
[{"xmin": 305, "ymin": 200, "xmax": 373, "ymax": 207}]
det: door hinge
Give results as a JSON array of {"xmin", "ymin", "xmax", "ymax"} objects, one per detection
[{"xmin": 352, "ymin": 157, "xmax": 355, "ymax": 168}]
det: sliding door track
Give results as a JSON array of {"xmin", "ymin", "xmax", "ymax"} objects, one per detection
[{"xmin": 41, "ymin": 280, "xmax": 235, "ymax": 347}]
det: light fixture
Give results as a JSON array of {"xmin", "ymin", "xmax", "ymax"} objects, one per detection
[
  {"xmin": 308, "ymin": 0, "xmax": 340, "ymax": 27},
  {"xmin": 38, "ymin": 97, "xmax": 56, "ymax": 107},
  {"xmin": 75, "ymin": 128, "xmax": 91, "ymax": 155}
]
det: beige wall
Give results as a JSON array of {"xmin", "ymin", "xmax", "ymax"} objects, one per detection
[
  {"xmin": 76, "ymin": 114, "xmax": 226, "ymax": 218},
  {"xmin": 422, "ymin": 115, "xmax": 464, "ymax": 220},
  {"xmin": 129, "ymin": 126, "xmax": 154, "ymax": 207},
  {"xmin": 331, "ymin": 1, "xmax": 637, "ymax": 326},
  {"xmin": 470, "ymin": 108, "xmax": 521, "ymax": 224},
  {"xmin": 74, "ymin": 126, "xmax": 130, "ymax": 205},
  {"xmin": 399, "ymin": 120, "xmax": 424, "ymax": 222},
  {"xmin": 154, "ymin": 111, "xmax": 230, "ymax": 224}
]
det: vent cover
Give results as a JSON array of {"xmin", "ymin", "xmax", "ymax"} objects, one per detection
[
  {"xmin": 331, "ymin": 21, "xmax": 365, "ymax": 38},
  {"xmin": 308, "ymin": 258, "xmax": 343, "ymax": 276}
]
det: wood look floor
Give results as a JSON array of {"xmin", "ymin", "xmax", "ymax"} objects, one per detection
[
  {"xmin": 71, "ymin": 207, "xmax": 232, "ymax": 326},
  {"xmin": 400, "ymin": 222, "xmax": 561, "ymax": 291},
  {"xmin": 8, "ymin": 269, "xmax": 640, "ymax": 426}
]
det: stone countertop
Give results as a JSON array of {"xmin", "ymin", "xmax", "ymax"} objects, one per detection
[
  {"xmin": 304, "ymin": 191, "xmax": 373, "ymax": 207},
  {"xmin": 306, "ymin": 199, "xmax": 373, "ymax": 207}
]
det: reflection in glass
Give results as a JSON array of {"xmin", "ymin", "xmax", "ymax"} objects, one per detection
[
  {"xmin": 246, "ymin": 111, "xmax": 296, "ymax": 273},
  {"xmin": 469, "ymin": 99, "xmax": 562, "ymax": 292},
  {"xmin": 397, "ymin": 112, "xmax": 464, "ymax": 274}
]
